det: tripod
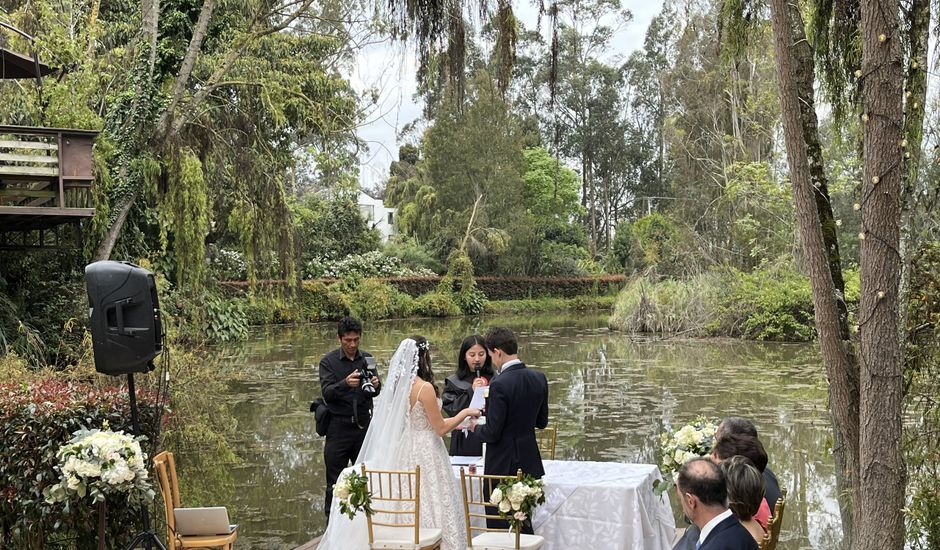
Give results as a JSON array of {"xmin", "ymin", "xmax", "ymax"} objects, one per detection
[{"xmin": 124, "ymin": 372, "xmax": 167, "ymax": 550}]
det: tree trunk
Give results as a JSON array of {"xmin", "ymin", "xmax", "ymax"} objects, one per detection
[
  {"xmin": 95, "ymin": 189, "xmax": 138, "ymax": 260},
  {"xmin": 857, "ymin": 0, "xmax": 906, "ymax": 544},
  {"xmin": 768, "ymin": 1, "xmax": 862, "ymax": 547},
  {"xmin": 787, "ymin": 0, "xmax": 851, "ymax": 339}
]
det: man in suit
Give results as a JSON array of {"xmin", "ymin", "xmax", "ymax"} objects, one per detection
[
  {"xmin": 674, "ymin": 416, "xmax": 780, "ymax": 550},
  {"xmin": 676, "ymin": 458, "xmax": 758, "ymax": 550},
  {"xmin": 470, "ymin": 326, "xmax": 549, "ymax": 533}
]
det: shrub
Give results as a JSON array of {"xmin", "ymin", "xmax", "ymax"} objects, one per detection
[
  {"xmin": 609, "ymin": 272, "xmax": 730, "ymax": 334},
  {"xmin": 203, "ymin": 294, "xmax": 249, "ymax": 342},
  {"xmin": 304, "ymin": 250, "xmax": 436, "ymax": 280},
  {"xmin": 438, "ymin": 251, "xmax": 487, "ymax": 315},
  {"xmin": 206, "ymin": 246, "xmax": 248, "ymax": 280},
  {"xmin": 300, "ymin": 281, "xmax": 351, "ymax": 321},
  {"xmin": 720, "ymin": 267, "xmax": 815, "ymax": 341},
  {"xmin": 413, "ymin": 293, "xmax": 460, "ymax": 317},
  {"xmin": 349, "ymin": 279, "xmax": 415, "ymax": 320},
  {"xmin": 384, "ymin": 238, "xmax": 444, "ymax": 274},
  {"xmin": 536, "ymin": 242, "xmax": 592, "ymax": 276},
  {"xmin": 0, "ymin": 378, "xmax": 160, "ymax": 549}
]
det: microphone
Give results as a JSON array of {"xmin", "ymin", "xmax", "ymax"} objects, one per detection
[{"xmin": 474, "ymin": 363, "xmax": 481, "ymax": 378}]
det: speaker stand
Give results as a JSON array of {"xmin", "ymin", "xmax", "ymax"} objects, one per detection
[{"xmin": 124, "ymin": 373, "xmax": 167, "ymax": 550}]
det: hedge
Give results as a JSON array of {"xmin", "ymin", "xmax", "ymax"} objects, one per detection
[
  {"xmin": 221, "ymin": 275, "xmax": 626, "ymax": 300},
  {"xmin": 0, "ymin": 377, "xmax": 160, "ymax": 549}
]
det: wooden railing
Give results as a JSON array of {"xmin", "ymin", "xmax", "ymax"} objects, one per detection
[{"xmin": 0, "ymin": 125, "xmax": 97, "ymax": 224}]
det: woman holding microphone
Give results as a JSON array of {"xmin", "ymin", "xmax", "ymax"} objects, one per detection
[{"xmin": 442, "ymin": 334, "xmax": 494, "ymax": 456}]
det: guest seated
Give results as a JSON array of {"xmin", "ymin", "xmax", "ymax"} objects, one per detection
[
  {"xmin": 721, "ymin": 456, "xmax": 766, "ymax": 543},
  {"xmin": 675, "ymin": 458, "xmax": 759, "ymax": 550},
  {"xmin": 711, "ymin": 433, "xmax": 771, "ymax": 530},
  {"xmin": 716, "ymin": 416, "xmax": 781, "ymax": 511}
]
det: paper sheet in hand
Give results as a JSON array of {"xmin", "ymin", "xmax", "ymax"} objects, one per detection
[{"xmin": 469, "ymin": 387, "xmax": 486, "ymax": 408}]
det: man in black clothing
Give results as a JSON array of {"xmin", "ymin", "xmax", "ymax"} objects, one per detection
[{"xmin": 318, "ymin": 316, "xmax": 381, "ymax": 519}]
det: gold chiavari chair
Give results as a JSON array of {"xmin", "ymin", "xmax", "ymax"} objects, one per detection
[
  {"xmin": 758, "ymin": 487, "xmax": 787, "ymax": 550},
  {"xmin": 459, "ymin": 467, "xmax": 545, "ymax": 550},
  {"xmin": 535, "ymin": 427, "xmax": 557, "ymax": 460},
  {"xmin": 361, "ymin": 464, "xmax": 442, "ymax": 550}
]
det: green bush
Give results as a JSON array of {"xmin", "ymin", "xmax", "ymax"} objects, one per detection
[
  {"xmin": 721, "ymin": 267, "xmax": 815, "ymax": 341},
  {"xmin": 537, "ymin": 242, "xmax": 592, "ymax": 276},
  {"xmin": 349, "ymin": 279, "xmax": 415, "ymax": 320},
  {"xmin": 413, "ymin": 292, "xmax": 460, "ymax": 317},
  {"xmin": 0, "ymin": 377, "xmax": 160, "ymax": 549},
  {"xmin": 203, "ymin": 294, "xmax": 249, "ymax": 342},
  {"xmin": 438, "ymin": 251, "xmax": 488, "ymax": 315},
  {"xmin": 300, "ymin": 281, "xmax": 351, "ymax": 321}
]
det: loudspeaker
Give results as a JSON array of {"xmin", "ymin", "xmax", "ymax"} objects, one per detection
[{"xmin": 85, "ymin": 261, "xmax": 163, "ymax": 375}]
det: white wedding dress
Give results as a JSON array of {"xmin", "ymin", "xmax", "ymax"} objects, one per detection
[
  {"xmin": 394, "ymin": 388, "xmax": 467, "ymax": 550},
  {"xmin": 317, "ymin": 339, "xmax": 466, "ymax": 550}
]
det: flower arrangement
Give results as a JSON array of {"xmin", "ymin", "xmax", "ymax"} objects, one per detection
[
  {"xmin": 653, "ymin": 416, "xmax": 720, "ymax": 496},
  {"xmin": 43, "ymin": 424, "xmax": 154, "ymax": 510},
  {"xmin": 489, "ymin": 475, "xmax": 546, "ymax": 531},
  {"xmin": 334, "ymin": 470, "xmax": 373, "ymax": 520}
]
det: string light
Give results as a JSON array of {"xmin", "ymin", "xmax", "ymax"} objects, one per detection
[
  {"xmin": 855, "ymin": 69, "xmax": 863, "ymax": 78},
  {"xmin": 853, "ymin": 203, "xmax": 861, "ymax": 211},
  {"xmin": 859, "ymin": 232, "xmax": 866, "ymax": 241},
  {"xmin": 872, "ymin": 175, "xmax": 880, "ymax": 184},
  {"xmin": 862, "ymin": 113, "xmax": 870, "ymax": 122},
  {"xmin": 836, "ymin": 219, "xmax": 843, "ymax": 226},
  {"xmin": 879, "ymin": 33, "xmax": 887, "ymax": 42},
  {"xmin": 877, "ymin": 291, "xmax": 886, "ymax": 299}
]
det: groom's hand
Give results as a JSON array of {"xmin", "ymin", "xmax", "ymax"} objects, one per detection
[{"xmin": 467, "ymin": 419, "xmax": 477, "ymax": 432}]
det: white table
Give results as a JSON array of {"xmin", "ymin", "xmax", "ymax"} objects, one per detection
[{"xmin": 453, "ymin": 460, "xmax": 676, "ymax": 550}]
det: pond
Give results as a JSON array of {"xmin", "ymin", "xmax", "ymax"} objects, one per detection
[{"xmin": 186, "ymin": 312, "xmax": 842, "ymax": 549}]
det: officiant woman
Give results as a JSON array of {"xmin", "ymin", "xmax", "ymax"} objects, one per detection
[{"xmin": 443, "ymin": 334, "xmax": 494, "ymax": 456}]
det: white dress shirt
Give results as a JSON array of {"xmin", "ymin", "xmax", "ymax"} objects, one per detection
[{"xmin": 499, "ymin": 358, "xmax": 522, "ymax": 373}]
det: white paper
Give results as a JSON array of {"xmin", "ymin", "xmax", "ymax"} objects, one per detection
[
  {"xmin": 450, "ymin": 455, "xmax": 482, "ymax": 466},
  {"xmin": 469, "ymin": 387, "xmax": 487, "ymax": 409}
]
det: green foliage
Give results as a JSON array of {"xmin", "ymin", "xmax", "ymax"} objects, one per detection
[
  {"xmin": 413, "ymin": 293, "xmax": 461, "ymax": 318},
  {"xmin": 348, "ymin": 280, "xmax": 415, "ymax": 320},
  {"xmin": 609, "ymin": 272, "xmax": 730, "ymax": 334},
  {"xmin": 721, "ymin": 267, "xmax": 816, "ymax": 341},
  {"xmin": 293, "ymin": 191, "xmax": 381, "ymax": 270},
  {"xmin": 160, "ymin": 149, "xmax": 210, "ymax": 289},
  {"xmin": 521, "ymin": 147, "xmax": 584, "ymax": 224},
  {"xmin": 721, "ymin": 162, "xmax": 794, "ymax": 268},
  {"xmin": 300, "ymin": 281, "xmax": 351, "ymax": 321},
  {"xmin": 304, "ymin": 250, "xmax": 435, "ymax": 280},
  {"xmin": 383, "ymin": 238, "xmax": 445, "ymax": 274},
  {"xmin": 437, "ymin": 251, "xmax": 487, "ymax": 315},
  {"xmin": 0, "ymin": 377, "xmax": 160, "ymax": 549},
  {"xmin": 485, "ymin": 294, "xmax": 617, "ymax": 314},
  {"xmin": 610, "ymin": 265, "xmax": 824, "ymax": 342},
  {"xmin": 202, "ymin": 294, "xmax": 250, "ymax": 343},
  {"xmin": 630, "ymin": 213, "xmax": 700, "ymax": 277}
]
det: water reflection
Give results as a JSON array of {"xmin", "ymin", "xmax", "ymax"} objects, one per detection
[{"xmin": 176, "ymin": 313, "xmax": 840, "ymax": 549}]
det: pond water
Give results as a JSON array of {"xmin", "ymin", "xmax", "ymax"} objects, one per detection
[{"xmin": 187, "ymin": 312, "xmax": 842, "ymax": 548}]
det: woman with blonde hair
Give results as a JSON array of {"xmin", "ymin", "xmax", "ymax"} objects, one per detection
[{"xmin": 721, "ymin": 455, "xmax": 767, "ymax": 543}]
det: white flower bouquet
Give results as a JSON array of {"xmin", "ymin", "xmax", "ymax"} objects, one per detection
[
  {"xmin": 43, "ymin": 425, "xmax": 154, "ymax": 510},
  {"xmin": 653, "ymin": 416, "xmax": 719, "ymax": 496},
  {"xmin": 489, "ymin": 475, "xmax": 546, "ymax": 531},
  {"xmin": 335, "ymin": 470, "xmax": 373, "ymax": 520}
]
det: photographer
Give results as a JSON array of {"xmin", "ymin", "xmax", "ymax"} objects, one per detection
[{"xmin": 318, "ymin": 316, "xmax": 381, "ymax": 519}]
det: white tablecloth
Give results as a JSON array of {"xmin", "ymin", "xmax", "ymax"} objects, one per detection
[{"xmin": 454, "ymin": 460, "xmax": 676, "ymax": 550}]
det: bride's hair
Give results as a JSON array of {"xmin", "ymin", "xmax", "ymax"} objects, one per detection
[{"xmin": 410, "ymin": 335, "xmax": 439, "ymax": 397}]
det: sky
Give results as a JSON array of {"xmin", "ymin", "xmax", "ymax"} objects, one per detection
[{"xmin": 348, "ymin": 0, "xmax": 667, "ymax": 192}]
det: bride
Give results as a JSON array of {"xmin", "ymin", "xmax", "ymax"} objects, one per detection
[{"xmin": 318, "ymin": 336, "xmax": 481, "ymax": 550}]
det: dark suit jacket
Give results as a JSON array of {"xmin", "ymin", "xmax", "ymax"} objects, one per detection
[
  {"xmin": 763, "ymin": 467, "xmax": 781, "ymax": 512},
  {"xmin": 699, "ymin": 515, "xmax": 759, "ymax": 550},
  {"xmin": 476, "ymin": 362, "xmax": 549, "ymax": 478}
]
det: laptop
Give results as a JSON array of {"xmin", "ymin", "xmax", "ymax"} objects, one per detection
[{"xmin": 174, "ymin": 507, "xmax": 237, "ymax": 536}]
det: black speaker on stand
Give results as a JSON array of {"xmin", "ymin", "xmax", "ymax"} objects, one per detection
[{"xmin": 86, "ymin": 261, "xmax": 167, "ymax": 550}]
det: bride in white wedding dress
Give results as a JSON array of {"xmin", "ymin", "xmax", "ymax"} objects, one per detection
[{"xmin": 318, "ymin": 336, "xmax": 481, "ymax": 550}]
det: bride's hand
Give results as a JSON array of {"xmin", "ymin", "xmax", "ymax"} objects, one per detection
[{"xmin": 463, "ymin": 407, "xmax": 482, "ymax": 418}]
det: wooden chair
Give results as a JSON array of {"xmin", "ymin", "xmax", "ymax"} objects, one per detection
[
  {"xmin": 535, "ymin": 427, "xmax": 557, "ymax": 460},
  {"xmin": 153, "ymin": 451, "xmax": 237, "ymax": 550},
  {"xmin": 361, "ymin": 464, "xmax": 442, "ymax": 550},
  {"xmin": 758, "ymin": 487, "xmax": 787, "ymax": 550},
  {"xmin": 459, "ymin": 467, "xmax": 545, "ymax": 550}
]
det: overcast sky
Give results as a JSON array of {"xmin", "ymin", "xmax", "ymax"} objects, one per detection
[{"xmin": 348, "ymin": 0, "xmax": 667, "ymax": 192}]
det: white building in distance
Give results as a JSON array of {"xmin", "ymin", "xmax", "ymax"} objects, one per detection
[{"xmin": 358, "ymin": 191, "xmax": 397, "ymax": 242}]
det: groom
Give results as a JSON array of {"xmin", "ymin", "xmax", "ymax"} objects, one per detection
[{"xmin": 471, "ymin": 326, "xmax": 549, "ymax": 533}]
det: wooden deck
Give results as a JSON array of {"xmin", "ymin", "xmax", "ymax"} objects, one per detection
[{"xmin": 0, "ymin": 125, "xmax": 98, "ymax": 233}]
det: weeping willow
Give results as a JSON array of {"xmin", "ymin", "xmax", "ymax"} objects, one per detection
[{"xmin": 160, "ymin": 149, "xmax": 210, "ymax": 289}]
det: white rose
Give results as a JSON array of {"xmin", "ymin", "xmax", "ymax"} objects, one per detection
[
  {"xmin": 513, "ymin": 511, "xmax": 527, "ymax": 522},
  {"xmin": 673, "ymin": 449, "xmax": 686, "ymax": 465},
  {"xmin": 683, "ymin": 451, "xmax": 698, "ymax": 463},
  {"xmin": 490, "ymin": 488, "xmax": 503, "ymax": 506},
  {"xmin": 66, "ymin": 475, "xmax": 81, "ymax": 490},
  {"xmin": 334, "ymin": 482, "xmax": 351, "ymax": 500},
  {"xmin": 692, "ymin": 430, "xmax": 704, "ymax": 446},
  {"xmin": 499, "ymin": 499, "xmax": 511, "ymax": 513}
]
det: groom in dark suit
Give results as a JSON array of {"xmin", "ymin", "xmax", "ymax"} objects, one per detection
[{"xmin": 470, "ymin": 326, "xmax": 549, "ymax": 533}]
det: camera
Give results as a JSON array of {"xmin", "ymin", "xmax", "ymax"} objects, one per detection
[{"xmin": 359, "ymin": 357, "xmax": 377, "ymax": 395}]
